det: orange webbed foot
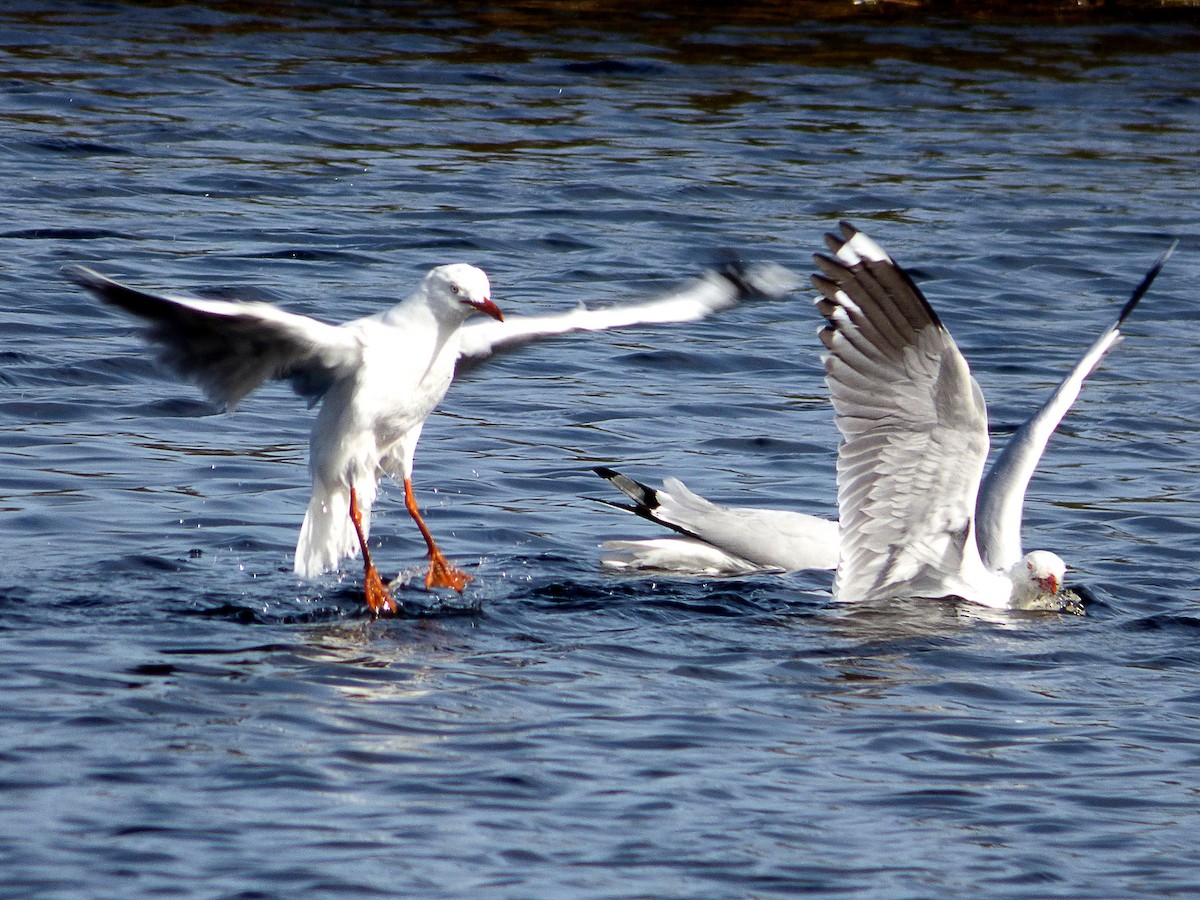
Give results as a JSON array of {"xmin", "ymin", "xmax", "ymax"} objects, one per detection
[
  {"xmin": 364, "ymin": 565, "xmax": 399, "ymax": 616},
  {"xmin": 424, "ymin": 551, "xmax": 472, "ymax": 592}
]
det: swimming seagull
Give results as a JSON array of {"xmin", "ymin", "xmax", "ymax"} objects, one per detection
[
  {"xmin": 815, "ymin": 221, "xmax": 1174, "ymax": 610},
  {"xmin": 595, "ymin": 227, "xmax": 1172, "ymax": 611},
  {"xmin": 66, "ymin": 261, "xmax": 792, "ymax": 615}
]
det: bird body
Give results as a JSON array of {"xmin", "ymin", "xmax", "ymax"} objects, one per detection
[
  {"xmin": 296, "ymin": 277, "xmax": 474, "ymax": 578},
  {"xmin": 67, "ymin": 258, "xmax": 784, "ymax": 612},
  {"xmin": 68, "ymin": 262, "xmax": 500, "ymax": 611}
]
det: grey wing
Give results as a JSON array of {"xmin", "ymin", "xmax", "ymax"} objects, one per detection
[
  {"xmin": 593, "ymin": 467, "xmax": 838, "ymax": 572},
  {"xmin": 975, "ymin": 240, "xmax": 1176, "ymax": 571},
  {"xmin": 813, "ymin": 222, "xmax": 992, "ymax": 602},
  {"xmin": 65, "ymin": 266, "xmax": 363, "ymax": 409},
  {"xmin": 457, "ymin": 262, "xmax": 800, "ymax": 365}
]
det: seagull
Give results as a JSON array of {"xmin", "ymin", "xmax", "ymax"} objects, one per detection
[
  {"xmin": 595, "ymin": 226, "xmax": 1172, "ymax": 613},
  {"xmin": 815, "ymin": 221, "xmax": 1174, "ymax": 610},
  {"xmin": 66, "ymin": 260, "xmax": 792, "ymax": 614}
]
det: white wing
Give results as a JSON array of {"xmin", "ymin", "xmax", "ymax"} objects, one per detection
[
  {"xmin": 594, "ymin": 467, "xmax": 838, "ymax": 573},
  {"xmin": 814, "ymin": 222, "xmax": 995, "ymax": 603},
  {"xmin": 65, "ymin": 266, "xmax": 363, "ymax": 409},
  {"xmin": 975, "ymin": 241, "xmax": 1176, "ymax": 571},
  {"xmin": 457, "ymin": 263, "xmax": 799, "ymax": 364}
]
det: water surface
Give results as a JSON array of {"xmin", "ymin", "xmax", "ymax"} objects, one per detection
[{"xmin": 2, "ymin": 4, "xmax": 1200, "ymax": 897}]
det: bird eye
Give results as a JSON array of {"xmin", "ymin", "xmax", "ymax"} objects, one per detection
[{"xmin": 450, "ymin": 283, "xmax": 460, "ymax": 295}]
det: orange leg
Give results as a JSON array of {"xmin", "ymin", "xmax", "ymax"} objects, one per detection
[
  {"xmin": 349, "ymin": 487, "xmax": 398, "ymax": 616},
  {"xmin": 403, "ymin": 477, "xmax": 471, "ymax": 592}
]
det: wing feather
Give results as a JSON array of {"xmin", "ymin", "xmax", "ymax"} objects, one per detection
[
  {"xmin": 456, "ymin": 263, "xmax": 799, "ymax": 365},
  {"xmin": 65, "ymin": 266, "xmax": 363, "ymax": 409},
  {"xmin": 815, "ymin": 222, "xmax": 992, "ymax": 602},
  {"xmin": 593, "ymin": 467, "xmax": 838, "ymax": 572},
  {"xmin": 975, "ymin": 240, "xmax": 1176, "ymax": 570}
]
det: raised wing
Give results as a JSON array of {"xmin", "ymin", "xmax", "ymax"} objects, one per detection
[
  {"xmin": 814, "ymin": 222, "xmax": 993, "ymax": 602},
  {"xmin": 594, "ymin": 467, "xmax": 838, "ymax": 572},
  {"xmin": 975, "ymin": 241, "xmax": 1176, "ymax": 571},
  {"xmin": 456, "ymin": 262, "xmax": 799, "ymax": 365},
  {"xmin": 65, "ymin": 266, "xmax": 363, "ymax": 409}
]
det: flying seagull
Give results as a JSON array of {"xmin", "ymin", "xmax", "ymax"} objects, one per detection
[
  {"xmin": 595, "ymin": 225, "xmax": 1172, "ymax": 612},
  {"xmin": 66, "ymin": 260, "xmax": 792, "ymax": 614}
]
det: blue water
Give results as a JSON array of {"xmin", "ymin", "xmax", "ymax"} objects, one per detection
[{"xmin": 3, "ymin": 3, "xmax": 1200, "ymax": 896}]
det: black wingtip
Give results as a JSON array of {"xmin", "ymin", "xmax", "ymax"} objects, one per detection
[
  {"xmin": 592, "ymin": 466, "xmax": 662, "ymax": 517},
  {"xmin": 62, "ymin": 264, "xmax": 132, "ymax": 302},
  {"xmin": 812, "ymin": 253, "xmax": 850, "ymax": 283},
  {"xmin": 715, "ymin": 258, "xmax": 754, "ymax": 296},
  {"xmin": 691, "ymin": 249, "xmax": 760, "ymax": 298},
  {"xmin": 822, "ymin": 220, "xmax": 859, "ymax": 253},
  {"xmin": 712, "ymin": 255, "xmax": 789, "ymax": 300},
  {"xmin": 62, "ymin": 263, "xmax": 104, "ymax": 289},
  {"xmin": 1116, "ymin": 238, "xmax": 1177, "ymax": 327}
]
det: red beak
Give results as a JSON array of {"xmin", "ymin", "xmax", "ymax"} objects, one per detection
[
  {"xmin": 1039, "ymin": 574, "xmax": 1059, "ymax": 595},
  {"xmin": 466, "ymin": 297, "xmax": 504, "ymax": 322}
]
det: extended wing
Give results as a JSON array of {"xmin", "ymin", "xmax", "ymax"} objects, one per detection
[
  {"xmin": 814, "ymin": 222, "xmax": 995, "ymax": 602},
  {"xmin": 65, "ymin": 266, "xmax": 363, "ymax": 409},
  {"xmin": 975, "ymin": 241, "xmax": 1176, "ymax": 571},
  {"xmin": 456, "ymin": 262, "xmax": 799, "ymax": 365},
  {"xmin": 594, "ymin": 467, "xmax": 838, "ymax": 573}
]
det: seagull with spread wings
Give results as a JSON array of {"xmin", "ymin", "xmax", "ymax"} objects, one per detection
[
  {"xmin": 595, "ymin": 224, "xmax": 1172, "ymax": 613},
  {"xmin": 816, "ymin": 222, "xmax": 1172, "ymax": 609},
  {"xmin": 67, "ymin": 260, "xmax": 792, "ymax": 614}
]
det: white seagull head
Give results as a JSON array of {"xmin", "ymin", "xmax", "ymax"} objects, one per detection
[
  {"xmin": 423, "ymin": 263, "xmax": 503, "ymax": 323},
  {"xmin": 1009, "ymin": 549, "xmax": 1068, "ymax": 610}
]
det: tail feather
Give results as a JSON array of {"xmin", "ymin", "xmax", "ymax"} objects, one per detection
[{"xmin": 294, "ymin": 478, "xmax": 375, "ymax": 578}]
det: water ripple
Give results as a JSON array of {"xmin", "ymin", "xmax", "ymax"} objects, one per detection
[{"xmin": 2, "ymin": 4, "xmax": 1199, "ymax": 898}]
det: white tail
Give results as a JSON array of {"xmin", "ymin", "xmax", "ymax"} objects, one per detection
[{"xmin": 294, "ymin": 477, "xmax": 372, "ymax": 578}]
